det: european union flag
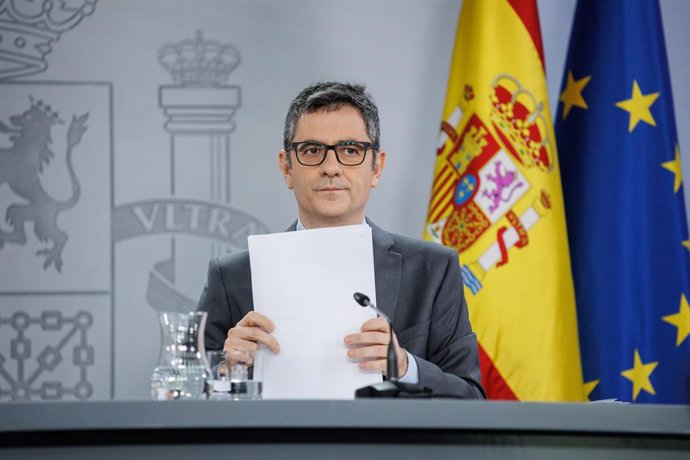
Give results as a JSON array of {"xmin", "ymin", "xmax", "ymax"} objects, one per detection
[{"xmin": 555, "ymin": 0, "xmax": 690, "ymax": 403}]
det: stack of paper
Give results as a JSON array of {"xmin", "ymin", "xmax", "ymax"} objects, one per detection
[{"xmin": 248, "ymin": 225, "xmax": 381, "ymax": 399}]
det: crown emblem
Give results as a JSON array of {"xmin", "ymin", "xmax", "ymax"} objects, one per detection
[
  {"xmin": 27, "ymin": 95, "xmax": 62, "ymax": 124},
  {"xmin": 489, "ymin": 75, "xmax": 554, "ymax": 172},
  {"xmin": 158, "ymin": 30, "xmax": 241, "ymax": 87},
  {"xmin": 0, "ymin": 0, "xmax": 97, "ymax": 80}
]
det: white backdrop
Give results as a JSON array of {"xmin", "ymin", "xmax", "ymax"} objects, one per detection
[{"xmin": 0, "ymin": 0, "xmax": 688, "ymax": 400}]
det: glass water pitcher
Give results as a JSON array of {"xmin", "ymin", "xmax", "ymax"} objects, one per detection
[{"xmin": 151, "ymin": 311, "xmax": 210, "ymax": 400}]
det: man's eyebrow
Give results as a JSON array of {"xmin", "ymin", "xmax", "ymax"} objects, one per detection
[
  {"xmin": 292, "ymin": 138, "xmax": 371, "ymax": 145},
  {"xmin": 293, "ymin": 139, "xmax": 362, "ymax": 144}
]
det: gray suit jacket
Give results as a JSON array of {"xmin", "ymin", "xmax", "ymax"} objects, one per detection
[{"xmin": 197, "ymin": 221, "xmax": 485, "ymax": 399}]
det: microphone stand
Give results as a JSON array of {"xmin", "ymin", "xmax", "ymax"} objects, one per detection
[{"xmin": 353, "ymin": 292, "xmax": 432, "ymax": 398}]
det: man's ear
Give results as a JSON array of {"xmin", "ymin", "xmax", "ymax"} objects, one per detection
[
  {"xmin": 278, "ymin": 150, "xmax": 293, "ymax": 189},
  {"xmin": 371, "ymin": 150, "xmax": 386, "ymax": 188}
]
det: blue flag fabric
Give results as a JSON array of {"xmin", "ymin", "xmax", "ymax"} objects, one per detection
[{"xmin": 555, "ymin": 0, "xmax": 690, "ymax": 403}]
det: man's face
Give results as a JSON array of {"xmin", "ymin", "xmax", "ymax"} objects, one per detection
[{"xmin": 278, "ymin": 105, "xmax": 386, "ymax": 228}]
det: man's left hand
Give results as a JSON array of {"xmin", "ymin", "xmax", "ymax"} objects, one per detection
[{"xmin": 344, "ymin": 317, "xmax": 408, "ymax": 377}]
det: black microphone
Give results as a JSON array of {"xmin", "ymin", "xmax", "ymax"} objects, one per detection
[
  {"xmin": 352, "ymin": 292, "xmax": 432, "ymax": 398},
  {"xmin": 353, "ymin": 292, "xmax": 398, "ymax": 381}
]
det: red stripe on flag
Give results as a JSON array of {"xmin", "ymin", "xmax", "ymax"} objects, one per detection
[
  {"xmin": 429, "ymin": 202, "xmax": 451, "ymax": 224},
  {"xmin": 432, "ymin": 174, "xmax": 454, "ymax": 202},
  {"xmin": 429, "ymin": 193, "xmax": 452, "ymax": 223},
  {"xmin": 428, "ymin": 172, "xmax": 455, "ymax": 221},
  {"xmin": 432, "ymin": 166, "xmax": 453, "ymax": 192},
  {"xmin": 507, "ymin": 0, "xmax": 545, "ymax": 71},
  {"xmin": 478, "ymin": 342, "xmax": 518, "ymax": 400}
]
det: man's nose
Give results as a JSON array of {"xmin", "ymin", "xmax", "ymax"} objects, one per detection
[{"xmin": 320, "ymin": 148, "xmax": 342, "ymax": 175}]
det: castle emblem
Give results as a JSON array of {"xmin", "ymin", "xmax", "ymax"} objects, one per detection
[
  {"xmin": 0, "ymin": 98, "xmax": 88, "ymax": 271},
  {"xmin": 427, "ymin": 75, "xmax": 555, "ymax": 294}
]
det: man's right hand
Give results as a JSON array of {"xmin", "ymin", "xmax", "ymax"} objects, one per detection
[{"xmin": 224, "ymin": 311, "xmax": 280, "ymax": 354}]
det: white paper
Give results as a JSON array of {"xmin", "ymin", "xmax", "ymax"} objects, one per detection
[{"xmin": 248, "ymin": 225, "xmax": 381, "ymax": 399}]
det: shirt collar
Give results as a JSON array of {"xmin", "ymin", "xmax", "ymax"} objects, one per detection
[{"xmin": 296, "ymin": 217, "xmax": 369, "ymax": 231}]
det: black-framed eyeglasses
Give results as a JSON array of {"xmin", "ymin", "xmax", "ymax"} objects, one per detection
[{"xmin": 288, "ymin": 140, "xmax": 378, "ymax": 166}]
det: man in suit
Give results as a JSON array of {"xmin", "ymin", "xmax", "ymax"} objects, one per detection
[{"xmin": 198, "ymin": 82, "xmax": 484, "ymax": 399}]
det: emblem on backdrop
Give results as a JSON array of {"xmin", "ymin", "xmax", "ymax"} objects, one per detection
[
  {"xmin": 112, "ymin": 31, "xmax": 269, "ymax": 312},
  {"xmin": 0, "ymin": 0, "xmax": 107, "ymax": 402},
  {"xmin": 0, "ymin": 0, "xmax": 97, "ymax": 80},
  {"xmin": 0, "ymin": 99, "xmax": 88, "ymax": 271},
  {"xmin": 0, "ymin": 0, "xmax": 270, "ymax": 401}
]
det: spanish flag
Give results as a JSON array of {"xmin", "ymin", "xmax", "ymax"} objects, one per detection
[{"xmin": 423, "ymin": 0, "xmax": 584, "ymax": 401}]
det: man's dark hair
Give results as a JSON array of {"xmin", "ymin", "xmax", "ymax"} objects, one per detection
[{"xmin": 283, "ymin": 82, "xmax": 380, "ymax": 167}]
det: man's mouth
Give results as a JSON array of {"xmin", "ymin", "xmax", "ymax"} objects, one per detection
[{"xmin": 315, "ymin": 183, "xmax": 348, "ymax": 191}]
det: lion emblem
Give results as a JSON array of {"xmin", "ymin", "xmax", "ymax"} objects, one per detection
[{"xmin": 0, "ymin": 99, "xmax": 88, "ymax": 271}]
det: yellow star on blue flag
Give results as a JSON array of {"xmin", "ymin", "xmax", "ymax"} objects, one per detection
[
  {"xmin": 662, "ymin": 294, "xmax": 690, "ymax": 347},
  {"xmin": 661, "ymin": 145, "xmax": 683, "ymax": 193},
  {"xmin": 615, "ymin": 80, "xmax": 659, "ymax": 132},
  {"xmin": 560, "ymin": 71, "xmax": 591, "ymax": 120},
  {"xmin": 621, "ymin": 350, "xmax": 658, "ymax": 401}
]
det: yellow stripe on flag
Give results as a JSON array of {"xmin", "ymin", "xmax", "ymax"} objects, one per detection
[{"xmin": 423, "ymin": 0, "xmax": 585, "ymax": 401}]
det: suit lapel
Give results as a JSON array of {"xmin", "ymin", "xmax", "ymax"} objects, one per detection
[{"xmin": 369, "ymin": 221, "xmax": 401, "ymax": 323}]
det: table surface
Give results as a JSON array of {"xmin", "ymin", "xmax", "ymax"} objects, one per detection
[{"xmin": 2, "ymin": 399, "xmax": 689, "ymax": 436}]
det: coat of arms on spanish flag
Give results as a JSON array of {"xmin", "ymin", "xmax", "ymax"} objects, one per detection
[{"xmin": 424, "ymin": 0, "xmax": 585, "ymax": 401}]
